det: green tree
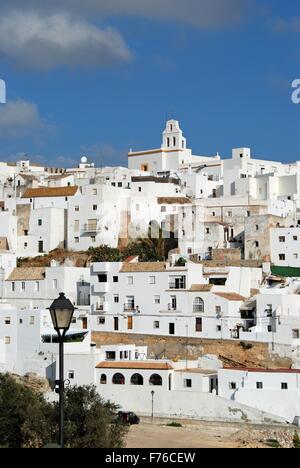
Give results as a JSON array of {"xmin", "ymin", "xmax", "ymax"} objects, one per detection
[
  {"xmin": 55, "ymin": 385, "xmax": 128, "ymax": 448},
  {"xmin": 87, "ymin": 245, "xmax": 122, "ymax": 263},
  {"xmin": 0, "ymin": 374, "xmax": 54, "ymax": 448},
  {"xmin": 123, "ymin": 224, "xmax": 178, "ymax": 262}
]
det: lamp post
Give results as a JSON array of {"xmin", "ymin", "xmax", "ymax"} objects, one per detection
[
  {"xmin": 151, "ymin": 390, "xmax": 155, "ymax": 422},
  {"xmin": 48, "ymin": 293, "xmax": 76, "ymax": 448}
]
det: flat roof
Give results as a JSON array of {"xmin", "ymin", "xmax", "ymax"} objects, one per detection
[{"xmin": 223, "ymin": 367, "xmax": 300, "ymax": 374}]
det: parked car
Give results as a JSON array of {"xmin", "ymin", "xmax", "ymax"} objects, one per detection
[{"xmin": 118, "ymin": 411, "xmax": 140, "ymax": 425}]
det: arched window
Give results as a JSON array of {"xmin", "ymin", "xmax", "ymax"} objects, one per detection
[
  {"xmin": 100, "ymin": 374, "xmax": 107, "ymax": 385},
  {"xmin": 112, "ymin": 373, "xmax": 125, "ymax": 385},
  {"xmin": 131, "ymin": 374, "xmax": 144, "ymax": 386},
  {"xmin": 149, "ymin": 374, "xmax": 163, "ymax": 386},
  {"xmin": 193, "ymin": 297, "xmax": 204, "ymax": 313}
]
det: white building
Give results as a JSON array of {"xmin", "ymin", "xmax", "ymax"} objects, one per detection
[{"xmin": 219, "ymin": 367, "xmax": 300, "ymax": 424}]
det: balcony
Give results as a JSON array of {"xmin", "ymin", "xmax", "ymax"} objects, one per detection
[
  {"xmin": 95, "ymin": 302, "xmax": 109, "ymax": 313},
  {"xmin": 124, "ymin": 304, "xmax": 137, "ymax": 313},
  {"xmin": 160, "ymin": 306, "xmax": 182, "ymax": 313},
  {"xmin": 168, "ymin": 281, "xmax": 186, "ymax": 290},
  {"xmin": 81, "ymin": 223, "xmax": 99, "ymax": 234},
  {"xmin": 92, "ymin": 283, "xmax": 109, "ymax": 294}
]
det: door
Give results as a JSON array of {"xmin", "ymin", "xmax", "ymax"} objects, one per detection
[
  {"xmin": 196, "ymin": 317, "xmax": 202, "ymax": 332},
  {"xmin": 114, "ymin": 317, "xmax": 119, "ymax": 331},
  {"xmin": 82, "ymin": 318, "xmax": 88, "ymax": 330},
  {"xmin": 169, "ymin": 323, "xmax": 175, "ymax": 335},
  {"xmin": 127, "ymin": 316, "xmax": 133, "ymax": 330},
  {"xmin": 38, "ymin": 241, "xmax": 44, "ymax": 253}
]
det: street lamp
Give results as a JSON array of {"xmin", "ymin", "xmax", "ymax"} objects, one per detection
[
  {"xmin": 48, "ymin": 293, "xmax": 76, "ymax": 448},
  {"xmin": 151, "ymin": 390, "xmax": 155, "ymax": 422}
]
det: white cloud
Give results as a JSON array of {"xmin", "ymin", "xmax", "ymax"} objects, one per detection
[
  {"xmin": 0, "ymin": 0, "xmax": 253, "ymax": 29},
  {"xmin": 0, "ymin": 11, "xmax": 132, "ymax": 69},
  {"xmin": 0, "ymin": 99, "xmax": 43, "ymax": 137}
]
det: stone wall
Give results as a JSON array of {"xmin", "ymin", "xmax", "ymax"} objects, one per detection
[{"xmin": 92, "ymin": 331, "xmax": 292, "ymax": 369}]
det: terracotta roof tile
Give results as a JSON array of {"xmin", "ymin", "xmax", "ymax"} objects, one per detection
[
  {"xmin": 22, "ymin": 186, "xmax": 78, "ymax": 198},
  {"xmin": 213, "ymin": 292, "xmax": 247, "ymax": 301},
  {"xmin": 189, "ymin": 284, "xmax": 213, "ymax": 292},
  {"xmin": 157, "ymin": 197, "xmax": 191, "ymax": 205},
  {"xmin": 7, "ymin": 267, "xmax": 46, "ymax": 281},
  {"xmin": 121, "ymin": 262, "xmax": 167, "ymax": 273},
  {"xmin": 96, "ymin": 361, "xmax": 173, "ymax": 370}
]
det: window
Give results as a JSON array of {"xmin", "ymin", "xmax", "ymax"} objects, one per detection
[
  {"xmin": 35, "ymin": 282, "xmax": 39, "ymax": 292},
  {"xmin": 167, "ymin": 137, "xmax": 170, "ymax": 148},
  {"xmin": 127, "ymin": 276, "xmax": 133, "ymax": 285},
  {"xmin": 247, "ymin": 211, "xmax": 251, "ymax": 217},
  {"xmin": 294, "ymin": 254, "xmax": 298, "ymax": 259},
  {"xmin": 229, "ymin": 382, "xmax": 236, "ymax": 390},
  {"xmin": 21, "ymin": 282, "xmax": 25, "ymax": 292},
  {"xmin": 149, "ymin": 374, "xmax": 163, "ymax": 386},
  {"xmin": 93, "ymin": 189, "xmax": 97, "ymax": 195},
  {"xmin": 154, "ymin": 295, "xmax": 160, "ymax": 304},
  {"xmin": 255, "ymin": 241, "xmax": 259, "ymax": 248},
  {"xmin": 98, "ymin": 318, "xmax": 105, "ymax": 325},
  {"xmin": 112, "ymin": 373, "xmax": 125, "ymax": 385},
  {"xmin": 205, "ymin": 228, "xmax": 210, "ymax": 234},
  {"xmin": 173, "ymin": 137, "xmax": 176, "ymax": 146},
  {"xmin": 138, "ymin": 187, "xmax": 142, "ymax": 192},
  {"xmin": 161, "ymin": 206, "xmax": 166, "ymax": 213},
  {"xmin": 38, "ymin": 219, "xmax": 42, "ymax": 226},
  {"xmin": 75, "ymin": 206, "xmax": 79, "ymax": 212},
  {"xmin": 279, "ymin": 254, "xmax": 286, "ymax": 261},
  {"xmin": 98, "ymin": 274, "xmax": 107, "ymax": 283},
  {"xmin": 5, "ymin": 317, "xmax": 11, "ymax": 325},
  {"xmin": 293, "ymin": 236, "xmax": 298, "ymax": 241},
  {"xmin": 93, "ymin": 205, "xmax": 97, "ymax": 211},
  {"xmin": 24, "ymin": 243, "xmax": 28, "ymax": 249},
  {"xmin": 68, "ymin": 371, "xmax": 75, "ymax": 380},
  {"xmin": 279, "ymin": 236, "xmax": 285, "ymax": 243},
  {"xmin": 100, "ymin": 374, "xmax": 107, "ymax": 385},
  {"xmin": 74, "ymin": 237, "xmax": 79, "ymax": 244},
  {"xmin": 5, "ymin": 337, "xmax": 10, "ymax": 345},
  {"xmin": 149, "ymin": 276, "xmax": 156, "ymax": 285},
  {"xmin": 11, "ymin": 282, "xmax": 15, "ymax": 292},
  {"xmin": 131, "ymin": 374, "xmax": 143, "ymax": 386},
  {"xmin": 30, "ymin": 316, "xmax": 35, "ymax": 325},
  {"xmin": 193, "ymin": 297, "xmax": 204, "ymax": 313},
  {"xmin": 91, "ymin": 236, "xmax": 96, "ymax": 243},
  {"xmin": 184, "ymin": 379, "xmax": 192, "ymax": 388},
  {"xmin": 227, "ymin": 211, "xmax": 232, "ymax": 217},
  {"xmin": 118, "ymin": 182, "xmax": 122, "ymax": 187},
  {"xmin": 153, "ymin": 321, "xmax": 160, "ymax": 329},
  {"xmin": 53, "ymin": 279, "xmax": 58, "ymax": 289},
  {"xmin": 216, "ymin": 306, "xmax": 222, "ymax": 315},
  {"xmin": 113, "ymin": 276, "xmax": 118, "ymax": 283},
  {"xmin": 292, "ymin": 329, "xmax": 300, "ymax": 339},
  {"xmin": 255, "ymin": 225, "xmax": 259, "ymax": 231},
  {"xmin": 256, "ymin": 382, "xmax": 263, "ymax": 390},
  {"xmin": 114, "ymin": 295, "xmax": 119, "ymax": 303},
  {"xmin": 74, "ymin": 220, "xmax": 79, "ymax": 232},
  {"xmin": 216, "ymin": 325, "xmax": 221, "ymax": 332},
  {"xmin": 281, "ymin": 383, "xmax": 288, "ymax": 390}
]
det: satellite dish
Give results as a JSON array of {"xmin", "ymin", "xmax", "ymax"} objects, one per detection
[{"xmin": 81, "ymin": 156, "xmax": 88, "ymax": 164}]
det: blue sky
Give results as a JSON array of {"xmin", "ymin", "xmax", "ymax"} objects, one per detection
[{"xmin": 0, "ymin": 0, "xmax": 300, "ymax": 167}]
